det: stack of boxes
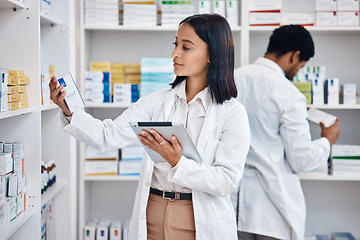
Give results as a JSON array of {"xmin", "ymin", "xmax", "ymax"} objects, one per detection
[
  {"xmin": 248, "ymin": 0, "xmax": 282, "ymax": 26},
  {"xmin": 160, "ymin": 0, "xmax": 194, "ymax": 26},
  {"xmin": 330, "ymin": 144, "xmax": 360, "ymax": 176},
  {"xmin": 316, "ymin": 0, "xmax": 360, "ymax": 26},
  {"xmin": 293, "ymin": 65, "xmax": 357, "ymax": 105},
  {"xmin": 86, "ymin": 62, "xmax": 111, "ymax": 103},
  {"xmin": 86, "ymin": 61, "xmax": 140, "ymax": 104},
  {"xmin": 84, "ymin": 0, "xmax": 119, "ymax": 26},
  {"xmin": 123, "ymin": 0, "xmax": 157, "ymax": 26},
  {"xmin": 0, "ymin": 69, "xmax": 29, "ymax": 111},
  {"xmin": 84, "ymin": 145, "xmax": 119, "ymax": 176},
  {"xmin": 0, "ymin": 142, "xmax": 26, "ymax": 228}
]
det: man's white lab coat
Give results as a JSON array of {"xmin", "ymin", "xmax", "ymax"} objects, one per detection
[
  {"xmin": 62, "ymin": 85, "xmax": 250, "ymax": 240},
  {"xmin": 232, "ymin": 58, "xmax": 330, "ymax": 240}
]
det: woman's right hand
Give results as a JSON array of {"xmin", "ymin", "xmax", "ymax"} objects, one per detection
[{"xmin": 49, "ymin": 75, "xmax": 72, "ymax": 117}]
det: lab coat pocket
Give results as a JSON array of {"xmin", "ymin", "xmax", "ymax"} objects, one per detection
[{"xmin": 211, "ymin": 209, "xmax": 237, "ymax": 240}]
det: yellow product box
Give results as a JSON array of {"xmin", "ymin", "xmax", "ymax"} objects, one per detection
[
  {"xmin": 8, "ymin": 85, "xmax": 26, "ymax": 94},
  {"xmin": 8, "ymin": 76, "xmax": 30, "ymax": 86},
  {"xmin": 49, "ymin": 65, "xmax": 55, "ymax": 77},
  {"xmin": 8, "ymin": 100, "xmax": 28, "ymax": 110},
  {"xmin": 111, "ymin": 75, "xmax": 126, "ymax": 83},
  {"xmin": 126, "ymin": 74, "xmax": 141, "ymax": 84},
  {"xmin": 125, "ymin": 63, "xmax": 141, "ymax": 74},
  {"xmin": 7, "ymin": 70, "xmax": 25, "ymax": 77},
  {"xmin": 123, "ymin": 1, "xmax": 156, "ymax": 4},
  {"xmin": 90, "ymin": 61, "xmax": 111, "ymax": 72},
  {"xmin": 111, "ymin": 63, "xmax": 125, "ymax": 73},
  {"xmin": 8, "ymin": 92, "xmax": 27, "ymax": 102},
  {"xmin": 293, "ymin": 81, "xmax": 312, "ymax": 92}
]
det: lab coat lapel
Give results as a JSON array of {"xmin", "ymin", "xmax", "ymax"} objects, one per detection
[
  {"xmin": 163, "ymin": 89, "xmax": 177, "ymax": 120},
  {"xmin": 197, "ymin": 102, "xmax": 225, "ymax": 157}
]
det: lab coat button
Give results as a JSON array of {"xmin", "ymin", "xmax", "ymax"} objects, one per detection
[
  {"xmin": 139, "ymin": 214, "xmax": 144, "ymax": 219},
  {"xmin": 146, "ymin": 182, "xmax": 150, "ymax": 187}
]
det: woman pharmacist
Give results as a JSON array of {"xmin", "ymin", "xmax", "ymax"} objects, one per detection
[{"xmin": 49, "ymin": 14, "xmax": 250, "ymax": 240}]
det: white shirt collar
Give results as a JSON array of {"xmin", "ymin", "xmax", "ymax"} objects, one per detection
[{"xmin": 175, "ymin": 80, "xmax": 211, "ymax": 112}]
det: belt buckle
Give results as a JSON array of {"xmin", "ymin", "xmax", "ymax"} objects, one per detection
[{"xmin": 162, "ymin": 190, "xmax": 175, "ymax": 201}]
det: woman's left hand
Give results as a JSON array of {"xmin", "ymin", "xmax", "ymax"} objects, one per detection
[{"xmin": 138, "ymin": 129, "xmax": 182, "ymax": 167}]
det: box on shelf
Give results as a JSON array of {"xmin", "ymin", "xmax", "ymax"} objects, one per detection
[
  {"xmin": 0, "ymin": 69, "xmax": 8, "ymax": 112},
  {"xmin": 281, "ymin": 13, "xmax": 315, "ymax": 26},
  {"xmin": 249, "ymin": 12, "xmax": 281, "ymax": 26},
  {"xmin": 312, "ymin": 78, "xmax": 324, "ymax": 104},
  {"xmin": 85, "ymin": 145, "xmax": 119, "ymax": 176},
  {"xmin": 110, "ymin": 221, "xmax": 122, "ymax": 240},
  {"xmin": 0, "ymin": 153, "xmax": 13, "ymax": 176},
  {"xmin": 226, "ymin": 0, "xmax": 239, "ymax": 26},
  {"xmin": 324, "ymin": 78, "xmax": 339, "ymax": 105},
  {"xmin": 316, "ymin": 0, "xmax": 338, "ymax": 11},
  {"xmin": 337, "ymin": 11, "xmax": 359, "ymax": 26},
  {"xmin": 316, "ymin": 11, "xmax": 338, "ymax": 26},
  {"xmin": 213, "ymin": 0, "xmax": 226, "ymax": 17},
  {"xmin": 337, "ymin": 0, "xmax": 360, "ymax": 11},
  {"xmin": 248, "ymin": 0, "xmax": 281, "ymax": 12},
  {"xmin": 340, "ymin": 84, "xmax": 356, "ymax": 104},
  {"xmin": 198, "ymin": 0, "xmax": 211, "ymax": 14}
]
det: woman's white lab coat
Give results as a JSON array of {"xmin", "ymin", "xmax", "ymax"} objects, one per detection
[
  {"xmin": 233, "ymin": 58, "xmax": 330, "ymax": 240},
  {"xmin": 62, "ymin": 85, "xmax": 250, "ymax": 240}
]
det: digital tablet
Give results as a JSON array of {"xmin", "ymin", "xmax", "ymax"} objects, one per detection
[{"xmin": 129, "ymin": 122, "xmax": 202, "ymax": 163}]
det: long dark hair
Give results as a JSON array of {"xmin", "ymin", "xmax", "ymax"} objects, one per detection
[{"xmin": 171, "ymin": 14, "xmax": 237, "ymax": 104}]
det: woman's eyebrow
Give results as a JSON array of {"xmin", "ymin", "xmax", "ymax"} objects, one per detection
[{"xmin": 182, "ymin": 39, "xmax": 195, "ymax": 45}]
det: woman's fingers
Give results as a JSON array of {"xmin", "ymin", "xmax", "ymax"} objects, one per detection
[{"xmin": 150, "ymin": 129, "xmax": 167, "ymax": 146}]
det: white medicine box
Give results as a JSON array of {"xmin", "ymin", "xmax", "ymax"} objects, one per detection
[
  {"xmin": 338, "ymin": 0, "xmax": 360, "ymax": 11},
  {"xmin": 316, "ymin": 0, "xmax": 338, "ymax": 11},
  {"xmin": 341, "ymin": 84, "xmax": 357, "ymax": 104},
  {"xmin": 316, "ymin": 11, "xmax": 338, "ymax": 25},
  {"xmin": 337, "ymin": 11, "xmax": 359, "ymax": 26}
]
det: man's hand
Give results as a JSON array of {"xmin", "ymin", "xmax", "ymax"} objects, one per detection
[{"xmin": 320, "ymin": 118, "xmax": 340, "ymax": 146}]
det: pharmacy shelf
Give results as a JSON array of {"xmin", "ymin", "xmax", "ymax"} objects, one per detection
[
  {"xmin": 308, "ymin": 104, "xmax": 360, "ymax": 109},
  {"xmin": 41, "ymin": 180, "xmax": 67, "ymax": 206},
  {"xmin": 40, "ymin": 12, "xmax": 61, "ymax": 26},
  {"xmin": 40, "ymin": 104, "xmax": 58, "ymax": 112},
  {"xmin": 85, "ymin": 102, "xmax": 131, "ymax": 108},
  {"xmin": 0, "ymin": 107, "xmax": 35, "ymax": 120},
  {"xmin": 249, "ymin": 26, "xmax": 360, "ymax": 32},
  {"xmin": 1, "ymin": 210, "xmax": 34, "ymax": 240},
  {"xmin": 84, "ymin": 175, "xmax": 139, "ymax": 181},
  {"xmin": 84, "ymin": 25, "xmax": 242, "ymax": 32},
  {"xmin": 299, "ymin": 172, "xmax": 360, "ymax": 181},
  {"xmin": 0, "ymin": 0, "xmax": 25, "ymax": 9}
]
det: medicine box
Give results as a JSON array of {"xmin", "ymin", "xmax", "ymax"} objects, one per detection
[
  {"xmin": 281, "ymin": 13, "xmax": 315, "ymax": 26},
  {"xmin": 338, "ymin": 0, "xmax": 360, "ymax": 11},
  {"xmin": 316, "ymin": 11, "xmax": 338, "ymax": 25},
  {"xmin": 312, "ymin": 78, "xmax": 324, "ymax": 104},
  {"xmin": 248, "ymin": 0, "xmax": 282, "ymax": 12},
  {"xmin": 198, "ymin": 1, "xmax": 211, "ymax": 13},
  {"xmin": 337, "ymin": 11, "xmax": 359, "ymax": 26},
  {"xmin": 0, "ymin": 153, "xmax": 13, "ymax": 175},
  {"xmin": 316, "ymin": 0, "xmax": 338, "ymax": 11},
  {"xmin": 213, "ymin": 0, "xmax": 225, "ymax": 17},
  {"xmin": 249, "ymin": 12, "xmax": 281, "ymax": 26},
  {"xmin": 84, "ymin": 223, "xmax": 96, "ymax": 240},
  {"xmin": 327, "ymin": 78, "xmax": 339, "ymax": 105},
  {"xmin": 226, "ymin": 0, "xmax": 239, "ymax": 26},
  {"xmin": 110, "ymin": 221, "xmax": 122, "ymax": 240},
  {"xmin": 341, "ymin": 84, "xmax": 356, "ymax": 104},
  {"xmin": 57, "ymin": 73, "xmax": 85, "ymax": 113}
]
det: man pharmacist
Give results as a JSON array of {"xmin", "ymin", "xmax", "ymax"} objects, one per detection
[{"xmin": 232, "ymin": 25, "xmax": 341, "ymax": 240}]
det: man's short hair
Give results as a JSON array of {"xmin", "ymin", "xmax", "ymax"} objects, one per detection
[{"xmin": 266, "ymin": 25, "xmax": 315, "ymax": 61}]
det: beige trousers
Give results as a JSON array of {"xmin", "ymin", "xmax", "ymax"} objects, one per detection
[{"xmin": 146, "ymin": 193, "xmax": 196, "ymax": 240}]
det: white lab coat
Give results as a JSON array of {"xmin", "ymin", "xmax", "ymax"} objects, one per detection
[
  {"xmin": 232, "ymin": 58, "xmax": 330, "ymax": 240},
  {"xmin": 62, "ymin": 84, "xmax": 250, "ymax": 240}
]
